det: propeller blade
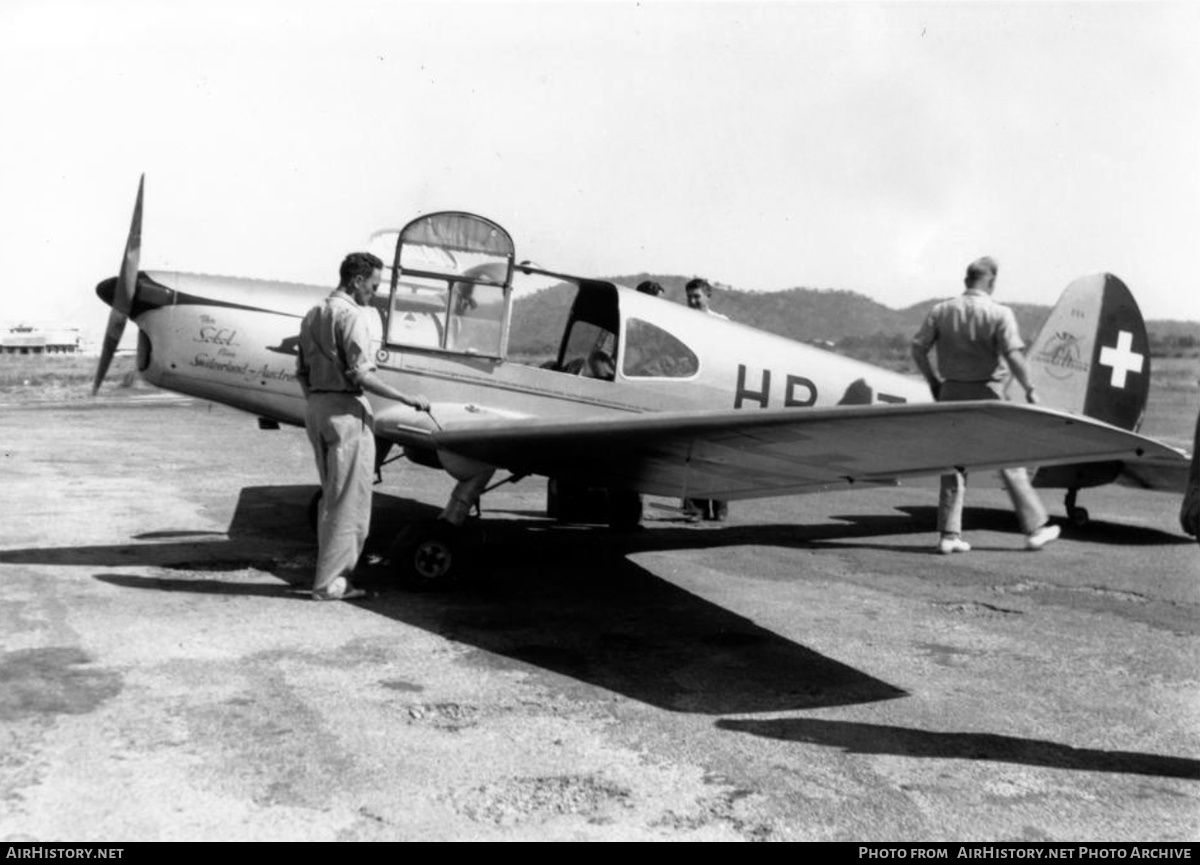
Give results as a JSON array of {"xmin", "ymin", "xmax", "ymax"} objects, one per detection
[
  {"xmin": 92, "ymin": 174, "xmax": 144, "ymax": 395},
  {"xmin": 115, "ymin": 174, "xmax": 143, "ymax": 315},
  {"xmin": 92, "ymin": 307, "xmax": 127, "ymax": 395}
]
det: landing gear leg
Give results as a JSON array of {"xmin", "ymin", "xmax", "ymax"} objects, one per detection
[{"xmin": 1064, "ymin": 487, "xmax": 1089, "ymax": 527}]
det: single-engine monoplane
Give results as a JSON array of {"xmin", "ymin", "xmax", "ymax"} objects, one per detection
[{"xmin": 93, "ymin": 178, "xmax": 1189, "ymax": 584}]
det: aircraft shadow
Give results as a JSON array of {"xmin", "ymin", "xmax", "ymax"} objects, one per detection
[
  {"xmin": 1, "ymin": 484, "xmax": 907, "ymax": 715},
  {"xmin": 362, "ymin": 489, "xmax": 911, "ymax": 714},
  {"xmin": 0, "ymin": 486, "xmax": 437, "ymax": 572},
  {"xmin": 716, "ymin": 717, "xmax": 1200, "ymax": 780},
  {"xmin": 364, "ymin": 557, "xmax": 907, "ymax": 715}
]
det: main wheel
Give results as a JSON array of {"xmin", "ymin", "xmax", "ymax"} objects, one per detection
[{"xmin": 390, "ymin": 519, "xmax": 473, "ymax": 589}]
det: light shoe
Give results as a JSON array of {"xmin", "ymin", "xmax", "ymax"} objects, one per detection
[
  {"xmin": 313, "ymin": 577, "xmax": 368, "ymax": 601},
  {"xmin": 1025, "ymin": 523, "xmax": 1061, "ymax": 551},
  {"xmin": 936, "ymin": 537, "xmax": 971, "ymax": 555}
]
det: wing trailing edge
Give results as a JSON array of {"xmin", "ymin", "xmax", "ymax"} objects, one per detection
[{"xmin": 429, "ymin": 401, "xmax": 1186, "ymax": 500}]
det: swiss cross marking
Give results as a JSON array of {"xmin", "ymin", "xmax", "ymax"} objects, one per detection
[{"xmin": 1098, "ymin": 330, "xmax": 1143, "ymax": 389}]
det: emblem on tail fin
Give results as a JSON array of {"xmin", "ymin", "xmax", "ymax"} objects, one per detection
[{"xmin": 1034, "ymin": 331, "xmax": 1089, "ymax": 380}]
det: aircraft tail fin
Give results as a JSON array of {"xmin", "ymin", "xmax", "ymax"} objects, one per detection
[{"xmin": 1023, "ymin": 273, "xmax": 1150, "ymax": 432}]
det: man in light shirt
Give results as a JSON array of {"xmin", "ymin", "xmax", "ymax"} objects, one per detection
[
  {"xmin": 296, "ymin": 252, "xmax": 430, "ymax": 600},
  {"xmin": 911, "ymin": 256, "xmax": 1060, "ymax": 554}
]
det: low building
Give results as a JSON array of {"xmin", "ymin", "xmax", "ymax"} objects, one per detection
[{"xmin": 1, "ymin": 323, "xmax": 82, "ymax": 354}]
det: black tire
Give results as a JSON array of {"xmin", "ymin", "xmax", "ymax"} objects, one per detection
[
  {"xmin": 1068, "ymin": 506, "xmax": 1090, "ymax": 528},
  {"xmin": 390, "ymin": 519, "xmax": 473, "ymax": 589}
]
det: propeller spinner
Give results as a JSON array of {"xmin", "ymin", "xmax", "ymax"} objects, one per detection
[{"xmin": 92, "ymin": 174, "xmax": 143, "ymax": 394}]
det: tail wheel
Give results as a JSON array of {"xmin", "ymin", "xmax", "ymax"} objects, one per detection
[{"xmin": 1064, "ymin": 488, "xmax": 1090, "ymax": 528}]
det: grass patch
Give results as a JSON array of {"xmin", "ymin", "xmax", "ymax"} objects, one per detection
[{"xmin": 0, "ymin": 354, "xmax": 148, "ymax": 401}]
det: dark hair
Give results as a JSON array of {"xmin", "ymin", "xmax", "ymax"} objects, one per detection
[
  {"xmin": 339, "ymin": 251, "xmax": 384, "ymax": 286},
  {"xmin": 685, "ymin": 278, "xmax": 712, "ymax": 295},
  {"xmin": 964, "ymin": 256, "xmax": 998, "ymax": 288},
  {"xmin": 636, "ymin": 280, "xmax": 664, "ymax": 296}
]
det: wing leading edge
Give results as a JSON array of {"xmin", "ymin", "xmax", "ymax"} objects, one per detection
[{"xmin": 430, "ymin": 402, "xmax": 1187, "ymax": 500}]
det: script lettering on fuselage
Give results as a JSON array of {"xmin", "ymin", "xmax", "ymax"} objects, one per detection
[
  {"xmin": 194, "ymin": 325, "xmax": 240, "ymax": 347},
  {"xmin": 734, "ymin": 364, "xmax": 818, "ymax": 409},
  {"xmin": 184, "ymin": 315, "xmax": 296, "ymax": 383},
  {"xmin": 190, "ymin": 353, "xmax": 296, "ymax": 383}
]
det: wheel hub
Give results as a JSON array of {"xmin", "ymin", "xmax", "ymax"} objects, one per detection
[{"xmin": 413, "ymin": 539, "xmax": 452, "ymax": 580}]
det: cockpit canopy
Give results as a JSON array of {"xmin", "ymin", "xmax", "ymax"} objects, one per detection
[
  {"xmin": 383, "ymin": 212, "xmax": 515, "ymax": 358},
  {"xmin": 378, "ymin": 210, "xmax": 702, "ymax": 384}
]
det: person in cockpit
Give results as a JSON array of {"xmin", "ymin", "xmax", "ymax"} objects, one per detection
[{"xmin": 583, "ymin": 348, "xmax": 616, "ymax": 381}]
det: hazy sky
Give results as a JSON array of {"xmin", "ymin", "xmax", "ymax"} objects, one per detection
[{"xmin": 3, "ymin": 0, "xmax": 1198, "ymax": 335}]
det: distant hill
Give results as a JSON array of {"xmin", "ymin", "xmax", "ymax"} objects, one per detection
[{"xmin": 510, "ymin": 274, "xmax": 1199, "ymax": 372}]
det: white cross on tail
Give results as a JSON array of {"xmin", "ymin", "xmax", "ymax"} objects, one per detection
[{"xmin": 1098, "ymin": 330, "xmax": 1143, "ymax": 389}]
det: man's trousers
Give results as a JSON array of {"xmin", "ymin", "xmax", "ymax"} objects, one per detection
[
  {"xmin": 305, "ymin": 393, "xmax": 376, "ymax": 594},
  {"xmin": 936, "ymin": 381, "xmax": 1047, "ymax": 538}
]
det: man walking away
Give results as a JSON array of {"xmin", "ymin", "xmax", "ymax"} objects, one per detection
[{"xmin": 911, "ymin": 256, "xmax": 1060, "ymax": 554}]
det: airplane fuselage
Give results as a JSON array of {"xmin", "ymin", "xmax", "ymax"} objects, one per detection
[{"xmin": 123, "ymin": 269, "xmax": 932, "ymax": 471}]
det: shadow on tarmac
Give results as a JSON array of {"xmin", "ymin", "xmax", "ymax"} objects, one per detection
[
  {"xmin": 2, "ymin": 484, "xmax": 907, "ymax": 715},
  {"xmin": 372, "ymin": 489, "xmax": 911, "ymax": 715},
  {"xmin": 94, "ymin": 573, "xmax": 309, "ymax": 599},
  {"xmin": 5, "ymin": 483, "xmax": 1186, "ymax": 720},
  {"xmin": 6, "ymin": 481, "xmax": 1195, "ymax": 777},
  {"xmin": 716, "ymin": 717, "xmax": 1200, "ymax": 780}
]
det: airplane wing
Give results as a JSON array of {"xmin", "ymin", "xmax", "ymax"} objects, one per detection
[{"xmin": 430, "ymin": 402, "xmax": 1188, "ymax": 500}]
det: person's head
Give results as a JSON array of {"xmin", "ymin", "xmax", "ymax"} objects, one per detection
[
  {"xmin": 964, "ymin": 256, "xmax": 999, "ymax": 293},
  {"xmin": 453, "ymin": 282, "xmax": 477, "ymax": 315},
  {"xmin": 586, "ymin": 349, "xmax": 615, "ymax": 380},
  {"xmin": 339, "ymin": 252, "xmax": 384, "ymax": 305},
  {"xmin": 685, "ymin": 278, "xmax": 712, "ymax": 311},
  {"xmin": 636, "ymin": 280, "xmax": 664, "ymax": 297}
]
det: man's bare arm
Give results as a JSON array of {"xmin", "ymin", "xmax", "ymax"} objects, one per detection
[
  {"xmin": 358, "ymin": 370, "xmax": 430, "ymax": 412},
  {"xmin": 1005, "ymin": 350, "xmax": 1039, "ymax": 404},
  {"xmin": 910, "ymin": 341, "xmax": 941, "ymax": 399}
]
